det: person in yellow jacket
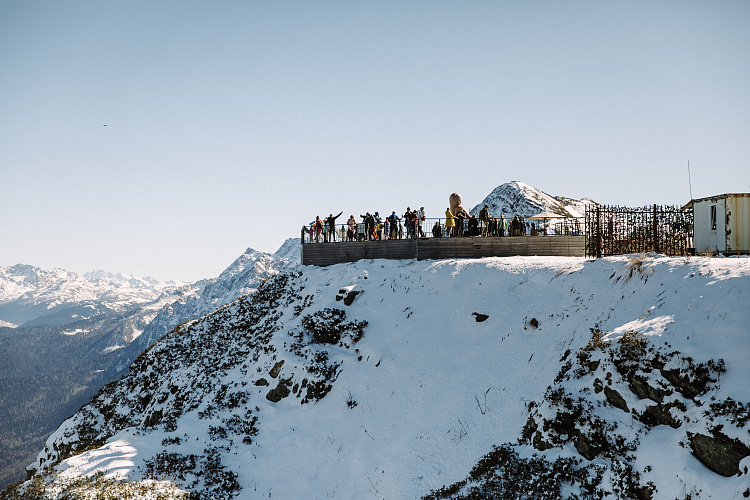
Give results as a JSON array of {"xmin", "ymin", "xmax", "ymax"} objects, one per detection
[{"xmin": 445, "ymin": 208, "xmax": 457, "ymax": 237}]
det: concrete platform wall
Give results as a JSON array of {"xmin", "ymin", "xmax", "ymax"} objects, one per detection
[{"xmin": 302, "ymin": 236, "xmax": 585, "ymax": 266}]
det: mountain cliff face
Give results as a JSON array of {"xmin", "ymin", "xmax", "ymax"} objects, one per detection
[
  {"xmin": 10, "ymin": 255, "xmax": 750, "ymax": 499},
  {"xmin": 469, "ymin": 181, "xmax": 596, "ymax": 219}
]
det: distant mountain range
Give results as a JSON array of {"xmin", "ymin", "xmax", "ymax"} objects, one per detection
[{"xmin": 0, "ymin": 266, "xmax": 183, "ymax": 329}]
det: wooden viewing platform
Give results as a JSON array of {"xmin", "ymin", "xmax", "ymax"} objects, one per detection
[{"xmin": 301, "ymin": 235, "xmax": 586, "ymax": 266}]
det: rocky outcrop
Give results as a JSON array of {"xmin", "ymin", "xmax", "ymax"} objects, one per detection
[
  {"xmin": 604, "ymin": 386, "xmax": 629, "ymax": 412},
  {"xmin": 688, "ymin": 431, "xmax": 750, "ymax": 477}
]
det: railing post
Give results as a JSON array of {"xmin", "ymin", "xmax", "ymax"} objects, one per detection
[
  {"xmin": 653, "ymin": 204, "xmax": 659, "ymax": 254},
  {"xmin": 596, "ymin": 206, "xmax": 602, "ymax": 259}
]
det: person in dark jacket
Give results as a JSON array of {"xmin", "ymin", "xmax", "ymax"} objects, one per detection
[
  {"xmin": 488, "ymin": 218, "xmax": 498, "ymax": 237},
  {"xmin": 403, "ymin": 208, "xmax": 413, "ymax": 238},
  {"xmin": 360, "ymin": 212, "xmax": 376, "ymax": 240},
  {"xmin": 468, "ymin": 215, "xmax": 479, "ymax": 237},
  {"xmin": 388, "ymin": 211, "xmax": 401, "ymax": 239},
  {"xmin": 456, "ymin": 207, "xmax": 468, "ymax": 237},
  {"xmin": 479, "ymin": 205, "xmax": 490, "ymax": 237},
  {"xmin": 325, "ymin": 211, "xmax": 343, "ymax": 242}
]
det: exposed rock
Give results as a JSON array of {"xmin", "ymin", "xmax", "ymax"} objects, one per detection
[
  {"xmin": 270, "ymin": 360, "xmax": 285, "ymax": 378},
  {"xmin": 343, "ymin": 290, "xmax": 360, "ymax": 306},
  {"xmin": 335, "ymin": 289, "xmax": 361, "ymax": 306},
  {"xmin": 604, "ymin": 386, "xmax": 629, "ymax": 412},
  {"xmin": 573, "ymin": 431, "xmax": 598, "ymax": 461},
  {"xmin": 661, "ymin": 368, "xmax": 705, "ymax": 399},
  {"xmin": 255, "ymin": 378, "xmax": 269, "ymax": 387},
  {"xmin": 472, "ymin": 312, "xmax": 489, "ymax": 322},
  {"xmin": 266, "ymin": 379, "xmax": 291, "ymax": 403},
  {"xmin": 587, "ymin": 359, "xmax": 600, "ymax": 373},
  {"xmin": 144, "ymin": 409, "xmax": 163, "ymax": 428},
  {"xmin": 628, "ymin": 375, "xmax": 670, "ymax": 403},
  {"xmin": 593, "ymin": 378, "xmax": 603, "ymax": 394},
  {"xmin": 689, "ymin": 431, "xmax": 750, "ymax": 477},
  {"xmin": 640, "ymin": 403, "xmax": 681, "ymax": 429},
  {"xmin": 532, "ymin": 432, "xmax": 554, "ymax": 451}
]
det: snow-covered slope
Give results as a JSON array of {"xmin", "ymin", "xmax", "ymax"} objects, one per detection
[
  {"xmin": 0, "ymin": 265, "xmax": 183, "ymax": 328},
  {"xmin": 0, "ymin": 243, "xmax": 298, "ymax": 490},
  {"xmin": 272, "ymin": 237, "xmax": 301, "ymax": 262},
  {"xmin": 130, "ymin": 244, "xmax": 298, "ymax": 353},
  {"xmin": 469, "ymin": 181, "xmax": 596, "ymax": 219},
  {"xmin": 13, "ymin": 255, "xmax": 750, "ymax": 499}
]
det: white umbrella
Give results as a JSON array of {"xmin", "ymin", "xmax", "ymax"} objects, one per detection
[{"xmin": 527, "ymin": 210, "xmax": 567, "ymax": 220}]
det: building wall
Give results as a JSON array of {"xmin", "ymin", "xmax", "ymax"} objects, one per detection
[
  {"xmin": 693, "ymin": 194, "xmax": 750, "ymax": 254},
  {"xmin": 728, "ymin": 195, "xmax": 750, "ymax": 253},
  {"xmin": 301, "ymin": 236, "xmax": 585, "ymax": 266}
]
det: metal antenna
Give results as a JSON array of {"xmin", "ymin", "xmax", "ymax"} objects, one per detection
[{"xmin": 687, "ymin": 160, "xmax": 694, "ymax": 200}]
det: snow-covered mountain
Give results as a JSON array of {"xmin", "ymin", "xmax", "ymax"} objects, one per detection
[
  {"xmin": 129, "ymin": 240, "xmax": 299, "ymax": 353},
  {"xmin": 0, "ymin": 265, "xmax": 184, "ymax": 328},
  {"xmin": 272, "ymin": 237, "xmax": 301, "ymax": 261},
  {"xmin": 469, "ymin": 181, "xmax": 597, "ymax": 219},
  {"xmin": 11, "ymin": 255, "xmax": 750, "ymax": 499},
  {"xmin": 0, "ymin": 241, "xmax": 299, "ymax": 490}
]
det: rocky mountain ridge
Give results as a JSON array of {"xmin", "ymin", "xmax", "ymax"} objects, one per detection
[{"xmin": 8, "ymin": 255, "xmax": 750, "ymax": 499}]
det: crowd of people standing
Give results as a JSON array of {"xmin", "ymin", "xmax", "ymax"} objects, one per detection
[
  {"xmin": 306, "ymin": 205, "xmax": 533, "ymax": 242},
  {"xmin": 444, "ymin": 205, "xmax": 530, "ymax": 238},
  {"xmin": 307, "ymin": 207, "xmax": 427, "ymax": 242}
]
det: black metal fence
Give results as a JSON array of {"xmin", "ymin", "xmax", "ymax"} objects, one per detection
[{"xmin": 584, "ymin": 204, "xmax": 693, "ymax": 258}]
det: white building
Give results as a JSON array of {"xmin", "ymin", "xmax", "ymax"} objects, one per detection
[{"xmin": 688, "ymin": 193, "xmax": 750, "ymax": 255}]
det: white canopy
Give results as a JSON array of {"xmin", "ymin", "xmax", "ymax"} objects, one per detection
[{"xmin": 527, "ymin": 210, "xmax": 567, "ymax": 220}]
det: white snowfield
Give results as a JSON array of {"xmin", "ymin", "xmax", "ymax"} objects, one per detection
[{"xmin": 28, "ymin": 255, "xmax": 750, "ymax": 499}]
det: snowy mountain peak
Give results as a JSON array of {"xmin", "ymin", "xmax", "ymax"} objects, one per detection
[
  {"xmin": 272, "ymin": 237, "xmax": 301, "ymax": 262},
  {"xmin": 469, "ymin": 181, "xmax": 596, "ymax": 219}
]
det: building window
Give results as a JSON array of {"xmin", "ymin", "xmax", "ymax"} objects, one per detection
[{"xmin": 710, "ymin": 205, "xmax": 717, "ymax": 231}]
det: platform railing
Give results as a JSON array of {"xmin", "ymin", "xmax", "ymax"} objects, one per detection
[{"xmin": 301, "ymin": 217, "xmax": 579, "ymax": 244}]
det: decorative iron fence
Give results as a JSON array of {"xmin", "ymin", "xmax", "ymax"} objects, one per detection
[{"xmin": 584, "ymin": 204, "xmax": 693, "ymax": 258}]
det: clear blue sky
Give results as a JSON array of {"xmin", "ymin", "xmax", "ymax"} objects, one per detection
[{"xmin": 2, "ymin": 1, "xmax": 748, "ymax": 282}]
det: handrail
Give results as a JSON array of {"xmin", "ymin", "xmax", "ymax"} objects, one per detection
[{"xmin": 301, "ymin": 217, "xmax": 581, "ymax": 244}]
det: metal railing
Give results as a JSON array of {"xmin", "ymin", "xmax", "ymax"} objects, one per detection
[
  {"xmin": 301, "ymin": 217, "xmax": 577, "ymax": 244},
  {"xmin": 584, "ymin": 204, "xmax": 693, "ymax": 258}
]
